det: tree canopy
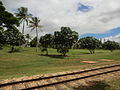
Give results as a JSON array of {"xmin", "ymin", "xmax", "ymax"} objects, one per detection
[
  {"xmin": 5, "ymin": 26, "xmax": 25, "ymax": 52},
  {"xmin": 16, "ymin": 7, "xmax": 32, "ymax": 35},
  {"xmin": 0, "ymin": 1, "xmax": 19, "ymax": 28},
  {"xmin": 54, "ymin": 27, "xmax": 79, "ymax": 56},
  {"xmin": 30, "ymin": 37, "xmax": 37, "ymax": 47},
  {"xmin": 102, "ymin": 40, "xmax": 120, "ymax": 52},
  {"xmin": 0, "ymin": 27, "xmax": 5, "ymax": 49},
  {"xmin": 78, "ymin": 36, "xmax": 101, "ymax": 54},
  {"xmin": 0, "ymin": 1, "xmax": 19, "ymax": 50},
  {"xmin": 39, "ymin": 34, "xmax": 53, "ymax": 55}
]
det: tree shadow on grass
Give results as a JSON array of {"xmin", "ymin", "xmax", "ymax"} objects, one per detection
[
  {"xmin": 82, "ymin": 51, "xmax": 105, "ymax": 54},
  {"xmin": 71, "ymin": 52, "xmax": 91, "ymax": 55},
  {"xmin": 81, "ymin": 52, "xmax": 91, "ymax": 54},
  {"xmin": 38, "ymin": 54, "xmax": 66, "ymax": 59},
  {"xmin": 72, "ymin": 52, "xmax": 105, "ymax": 55},
  {"xmin": 74, "ymin": 81, "xmax": 110, "ymax": 90}
]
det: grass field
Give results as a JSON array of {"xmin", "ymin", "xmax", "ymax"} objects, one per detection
[{"xmin": 0, "ymin": 46, "xmax": 120, "ymax": 80}]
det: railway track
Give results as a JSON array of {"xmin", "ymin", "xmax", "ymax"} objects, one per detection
[{"xmin": 0, "ymin": 64, "xmax": 120, "ymax": 90}]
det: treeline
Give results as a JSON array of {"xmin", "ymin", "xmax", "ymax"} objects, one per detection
[
  {"xmin": 30, "ymin": 29, "xmax": 120, "ymax": 55},
  {"xmin": 0, "ymin": 1, "xmax": 120, "ymax": 56}
]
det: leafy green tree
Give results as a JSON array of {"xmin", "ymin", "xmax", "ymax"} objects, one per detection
[
  {"xmin": 5, "ymin": 26, "xmax": 25, "ymax": 52},
  {"xmin": 0, "ymin": 1, "xmax": 19, "ymax": 50},
  {"xmin": 102, "ymin": 40, "xmax": 120, "ymax": 52},
  {"xmin": 29, "ymin": 17, "xmax": 42, "ymax": 51},
  {"xmin": 0, "ymin": 27, "xmax": 5, "ymax": 49},
  {"xmin": 54, "ymin": 27, "xmax": 79, "ymax": 56},
  {"xmin": 0, "ymin": 1, "xmax": 19, "ymax": 28},
  {"xmin": 16, "ymin": 7, "xmax": 32, "ymax": 35},
  {"xmin": 79, "ymin": 37, "xmax": 101, "ymax": 54},
  {"xmin": 30, "ymin": 37, "xmax": 37, "ymax": 47},
  {"xmin": 39, "ymin": 34, "xmax": 53, "ymax": 55},
  {"xmin": 71, "ymin": 40, "xmax": 80, "ymax": 49}
]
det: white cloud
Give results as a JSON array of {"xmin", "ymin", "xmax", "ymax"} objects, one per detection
[
  {"xmin": 103, "ymin": 34, "xmax": 120, "ymax": 43},
  {"xmin": 2, "ymin": 0, "xmax": 120, "ymax": 37}
]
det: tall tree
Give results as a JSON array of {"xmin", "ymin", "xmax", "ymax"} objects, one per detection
[
  {"xmin": 29, "ymin": 17, "xmax": 42, "ymax": 51},
  {"xmin": 0, "ymin": 1, "xmax": 19, "ymax": 49},
  {"xmin": 16, "ymin": 7, "xmax": 32, "ymax": 35}
]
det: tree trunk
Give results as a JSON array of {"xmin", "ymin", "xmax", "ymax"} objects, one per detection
[
  {"xmin": 11, "ymin": 45, "xmax": 14, "ymax": 52},
  {"xmin": 63, "ymin": 52, "xmax": 66, "ymax": 56},
  {"xmin": 36, "ymin": 27, "xmax": 39, "ymax": 52},
  {"xmin": 46, "ymin": 49, "xmax": 48, "ymax": 55},
  {"xmin": 22, "ymin": 20, "xmax": 25, "ymax": 35},
  {"xmin": 110, "ymin": 50, "xmax": 113, "ymax": 52},
  {"xmin": 89, "ymin": 49, "xmax": 92, "ymax": 54},
  {"xmin": 28, "ymin": 38, "xmax": 30, "ymax": 47},
  {"xmin": 21, "ymin": 21, "xmax": 25, "ymax": 47}
]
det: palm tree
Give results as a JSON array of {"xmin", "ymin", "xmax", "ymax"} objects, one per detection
[
  {"xmin": 29, "ymin": 17, "xmax": 42, "ymax": 52},
  {"xmin": 16, "ymin": 7, "xmax": 32, "ymax": 35}
]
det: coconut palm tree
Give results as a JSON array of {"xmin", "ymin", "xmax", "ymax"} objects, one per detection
[
  {"xmin": 16, "ymin": 7, "xmax": 32, "ymax": 35},
  {"xmin": 29, "ymin": 17, "xmax": 42, "ymax": 51}
]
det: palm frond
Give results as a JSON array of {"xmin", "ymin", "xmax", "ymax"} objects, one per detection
[
  {"xmin": 29, "ymin": 20, "xmax": 34, "ymax": 24},
  {"xmin": 38, "ymin": 20, "xmax": 40, "ymax": 23},
  {"xmin": 38, "ymin": 25, "xmax": 43, "ymax": 28},
  {"xmin": 31, "ymin": 17, "xmax": 35, "ymax": 22},
  {"xmin": 19, "ymin": 19, "xmax": 24, "ymax": 24},
  {"xmin": 25, "ymin": 19, "xmax": 29, "ymax": 25},
  {"xmin": 15, "ymin": 7, "xmax": 32, "ymax": 26},
  {"xmin": 29, "ymin": 17, "xmax": 43, "ymax": 33},
  {"xmin": 29, "ymin": 24, "xmax": 35, "ymax": 28},
  {"xmin": 30, "ymin": 27, "xmax": 35, "ymax": 32}
]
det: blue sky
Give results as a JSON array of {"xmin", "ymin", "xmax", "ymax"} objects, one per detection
[
  {"xmin": 77, "ymin": 3, "xmax": 92, "ymax": 12},
  {"xmin": 80, "ymin": 27, "xmax": 120, "ymax": 39}
]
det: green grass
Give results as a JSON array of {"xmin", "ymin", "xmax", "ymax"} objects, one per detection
[{"xmin": 0, "ymin": 47, "xmax": 120, "ymax": 80}]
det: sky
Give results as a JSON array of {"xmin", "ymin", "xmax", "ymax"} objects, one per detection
[{"xmin": 2, "ymin": 0, "xmax": 120, "ymax": 42}]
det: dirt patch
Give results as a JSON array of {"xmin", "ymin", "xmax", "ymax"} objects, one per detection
[
  {"xmin": 82, "ymin": 61, "xmax": 97, "ymax": 64},
  {"xmin": 99, "ymin": 59, "xmax": 114, "ymax": 61}
]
